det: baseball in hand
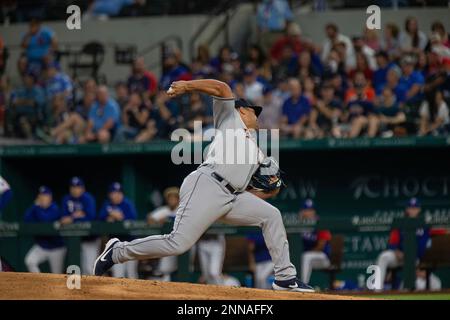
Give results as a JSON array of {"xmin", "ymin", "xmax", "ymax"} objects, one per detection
[{"xmin": 167, "ymin": 87, "xmax": 174, "ymax": 95}]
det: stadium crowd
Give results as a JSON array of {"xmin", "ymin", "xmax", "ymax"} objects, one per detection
[{"xmin": 1, "ymin": 7, "xmax": 450, "ymax": 144}]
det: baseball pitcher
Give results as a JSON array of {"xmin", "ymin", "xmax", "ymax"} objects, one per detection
[{"xmin": 93, "ymin": 79, "xmax": 314, "ymax": 292}]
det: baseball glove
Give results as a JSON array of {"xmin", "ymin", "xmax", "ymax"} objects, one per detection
[{"xmin": 248, "ymin": 157, "xmax": 284, "ymax": 192}]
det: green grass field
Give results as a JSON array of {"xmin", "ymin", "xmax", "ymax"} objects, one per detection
[{"xmin": 366, "ymin": 293, "xmax": 450, "ymax": 300}]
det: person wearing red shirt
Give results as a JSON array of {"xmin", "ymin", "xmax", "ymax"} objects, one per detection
[{"xmin": 270, "ymin": 23, "xmax": 303, "ymax": 63}]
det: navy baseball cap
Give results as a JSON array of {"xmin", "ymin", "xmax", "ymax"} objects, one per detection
[
  {"xmin": 407, "ymin": 197, "xmax": 421, "ymax": 208},
  {"xmin": 70, "ymin": 177, "xmax": 85, "ymax": 187},
  {"xmin": 235, "ymin": 98, "xmax": 262, "ymax": 117},
  {"xmin": 109, "ymin": 182, "xmax": 123, "ymax": 193},
  {"xmin": 302, "ymin": 199, "xmax": 315, "ymax": 209},
  {"xmin": 38, "ymin": 185, "xmax": 52, "ymax": 195}
]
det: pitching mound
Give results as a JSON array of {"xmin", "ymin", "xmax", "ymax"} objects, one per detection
[{"xmin": 0, "ymin": 272, "xmax": 367, "ymax": 300}]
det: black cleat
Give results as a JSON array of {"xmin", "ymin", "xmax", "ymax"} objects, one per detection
[
  {"xmin": 272, "ymin": 278, "xmax": 315, "ymax": 293},
  {"xmin": 93, "ymin": 238, "xmax": 119, "ymax": 276}
]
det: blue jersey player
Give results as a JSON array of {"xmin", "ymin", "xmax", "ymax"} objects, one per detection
[
  {"xmin": 99, "ymin": 182, "xmax": 138, "ymax": 278},
  {"xmin": 24, "ymin": 186, "xmax": 66, "ymax": 274},
  {"xmin": 60, "ymin": 177, "xmax": 98, "ymax": 275}
]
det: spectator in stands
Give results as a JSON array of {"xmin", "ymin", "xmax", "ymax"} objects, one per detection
[
  {"xmin": 371, "ymin": 87, "xmax": 406, "ymax": 137},
  {"xmin": 344, "ymin": 72, "xmax": 376, "ymax": 137},
  {"xmin": 382, "ymin": 66, "xmax": 407, "ymax": 104},
  {"xmin": 86, "ymin": 0, "xmax": 145, "ymax": 19},
  {"xmin": 50, "ymin": 91, "xmax": 95, "ymax": 144},
  {"xmin": 0, "ymin": 76, "xmax": 8, "ymax": 136},
  {"xmin": 309, "ymin": 85, "xmax": 343, "ymax": 138},
  {"xmin": 258, "ymin": 85, "xmax": 283, "ymax": 130},
  {"xmin": 299, "ymin": 199, "xmax": 331, "ymax": 285},
  {"xmin": 348, "ymin": 52, "xmax": 374, "ymax": 83},
  {"xmin": 381, "ymin": 23, "xmax": 401, "ymax": 59},
  {"xmin": 147, "ymin": 187, "xmax": 180, "ymax": 281},
  {"xmin": 271, "ymin": 43, "xmax": 297, "ymax": 83},
  {"xmin": 429, "ymin": 33, "xmax": 450, "ymax": 60},
  {"xmin": 322, "ymin": 49, "xmax": 346, "ymax": 81},
  {"xmin": 8, "ymin": 72, "xmax": 45, "ymax": 139},
  {"xmin": 373, "ymin": 51, "xmax": 395, "ymax": 94},
  {"xmin": 399, "ymin": 16, "xmax": 428, "ymax": 54},
  {"xmin": 115, "ymin": 92, "xmax": 152, "ymax": 142},
  {"xmin": 60, "ymin": 177, "xmax": 98, "ymax": 275},
  {"xmin": 247, "ymin": 231, "xmax": 273, "ymax": 289},
  {"xmin": 280, "ymin": 78, "xmax": 311, "ymax": 138},
  {"xmin": 243, "ymin": 65, "xmax": 264, "ymax": 104},
  {"xmin": 24, "ymin": 186, "xmax": 66, "ymax": 274},
  {"xmin": 270, "ymin": 22, "xmax": 303, "ymax": 63},
  {"xmin": 99, "ymin": 182, "xmax": 138, "ymax": 278},
  {"xmin": 44, "ymin": 61, "xmax": 73, "ymax": 105},
  {"xmin": 127, "ymin": 57, "xmax": 158, "ymax": 100},
  {"xmin": 149, "ymin": 90, "xmax": 180, "ymax": 139},
  {"xmin": 38, "ymin": 94, "xmax": 70, "ymax": 143},
  {"xmin": 431, "ymin": 21, "xmax": 450, "ymax": 48},
  {"xmin": 21, "ymin": 18, "xmax": 57, "ymax": 74},
  {"xmin": 257, "ymin": 0, "xmax": 293, "ymax": 52},
  {"xmin": 0, "ymin": 36, "xmax": 7, "ymax": 76},
  {"xmin": 399, "ymin": 55, "xmax": 425, "ymax": 120},
  {"xmin": 352, "ymin": 35, "xmax": 377, "ymax": 72},
  {"xmin": 345, "ymin": 71, "xmax": 375, "ymax": 104},
  {"xmin": 209, "ymin": 45, "xmax": 234, "ymax": 75},
  {"xmin": 244, "ymin": 44, "xmax": 266, "ymax": 70},
  {"xmin": 321, "ymin": 23, "xmax": 355, "ymax": 70},
  {"xmin": 376, "ymin": 197, "xmax": 441, "ymax": 291},
  {"xmin": 363, "ymin": 27, "xmax": 381, "ymax": 52},
  {"xmin": 80, "ymin": 86, "xmax": 120, "ymax": 144},
  {"xmin": 160, "ymin": 52, "xmax": 192, "ymax": 90},
  {"xmin": 181, "ymin": 92, "xmax": 213, "ymax": 136},
  {"xmin": 295, "ymin": 50, "xmax": 322, "ymax": 83},
  {"xmin": 257, "ymin": 0, "xmax": 292, "ymax": 34},
  {"xmin": 419, "ymin": 90, "xmax": 450, "ymax": 136},
  {"xmin": 114, "ymin": 81, "xmax": 129, "ymax": 110}
]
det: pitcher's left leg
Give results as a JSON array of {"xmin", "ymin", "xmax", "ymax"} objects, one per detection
[{"xmin": 222, "ymin": 191, "xmax": 296, "ymax": 281}]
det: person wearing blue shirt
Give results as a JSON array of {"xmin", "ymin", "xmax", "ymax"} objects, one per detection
[
  {"xmin": 399, "ymin": 55, "xmax": 425, "ymax": 106},
  {"xmin": 21, "ymin": 19, "xmax": 57, "ymax": 73},
  {"xmin": 247, "ymin": 232, "xmax": 274, "ymax": 289},
  {"xmin": 281, "ymin": 78, "xmax": 311, "ymax": 138},
  {"xmin": 373, "ymin": 51, "xmax": 396, "ymax": 93},
  {"xmin": 159, "ymin": 53, "xmax": 192, "ymax": 90},
  {"xmin": 9, "ymin": 72, "xmax": 46, "ymax": 139},
  {"xmin": 99, "ymin": 182, "xmax": 138, "ymax": 278},
  {"xmin": 0, "ymin": 176, "xmax": 12, "ymax": 215},
  {"xmin": 82, "ymin": 85, "xmax": 120, "ymax": 144},
  {"xmin": 24, "ymin": 186, "xmax": 66, "ymax": 274},
  {"xmin": 60, "ymin": 177, "xmax": 98, "ymax": 275},
  {"xmin": 257, "ymin": 0, "xmax": 293, "ymax": 33},
  {"xmin": 44, "ymin": 62, "xmax": 73, "ymax": 103}
]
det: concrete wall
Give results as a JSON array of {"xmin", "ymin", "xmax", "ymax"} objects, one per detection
[
  {"xmin": 1, "ymin": 6, "xmax": 449, "ymax": 85},
  {"xmin": 295, "ymin": 7, "xmax": 450, "ymax": 44}
]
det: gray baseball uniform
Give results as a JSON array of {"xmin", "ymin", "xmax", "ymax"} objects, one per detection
[{"xmin": 112, "ymin": 96, "xmax": 297, "ymax": 281}]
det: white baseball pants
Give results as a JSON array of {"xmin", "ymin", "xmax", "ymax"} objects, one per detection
[
  {"xmin": 112, "ymin": 167, "xmax": 297, "ymax": 281},
  {"xmin": 25, "ymin": 244, "xmax": 66, "ymax": 274}
]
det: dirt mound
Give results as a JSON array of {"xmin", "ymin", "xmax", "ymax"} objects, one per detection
[{"xmin": 0, "ymin": 272, "xmax": 367, "ymax": 300}]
